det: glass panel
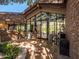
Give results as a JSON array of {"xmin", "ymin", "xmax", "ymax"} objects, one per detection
[
  {"xmin": 49, "ymin": 14, "xmax": 56, "ymax": 35},
  {"xmin": 41, "ymin": 13, "xmax": 47, "ymax": 21},
  {"xmin": 42, "ymin": 21, "xmax": 47, "ymax": 38},
  {"xmin": 49, "ymin": 21, "xmax": 55, "ymax": 34},
  {"xmin": 57, "ymin": 14, "xmax": 65, "ymax": 33},
  {"xmin": 36, "ymin": 14, "xmax": 42, "ymax": 38},
  {"xmin": 27, "ymin": 21, "xmax": 30, "ymax": 32},
  {"xmin": 16, "ymin": 24, "xmax": 20, "ymax": 31},
  {"xmin": 41, "ymin": 12, "xmax": 47, "ymax": 38},
  {"xmin": 20, "ymin": 24, "xmax": 25, "ymax": 31},
  {"xmin": 30, "ymin": 12, "xmax": 65, "ymax": 39},
  {"xmin": 37, "ymin": 21, "xmax": 41, "ymax": 38},
  {"xmin": 49, "ymin": 13, "xmax": 65, "ymax": 36},
  {"xmin": 16, "ymin": 24, "xmax": 25, "ymax": 31}
]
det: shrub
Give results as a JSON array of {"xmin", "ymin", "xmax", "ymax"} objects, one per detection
[{"xmin": 0, "ymin": 42, "xmax": 21, "ymax": 59}]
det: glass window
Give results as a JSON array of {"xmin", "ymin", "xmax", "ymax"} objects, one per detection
[
  {"xmin": 36, "ymin": 15, "xmax": 41, "ymax": 38},
  {"xmin": 56, "ymin": 14, "xmax": 65, "ymax": 33},
  {"xmin": 27, "ymin": 21, "xmax": 30, "ymax": 32},
  {"xmin": 49, "ymin": 20, "xmax": 55, "ymax": 34},
  {"xmin": 37, "ymin": 21, "xmax": 41, "ymax": 37},
  {"xmin": 16, "ymin": 24, "xmax": 25, "ymax": 32},
  {"xmin": 42, "ymin": 21, "xmax": 47, "ymax": 38},
  {"xmin": 29, "ymin": 12, "xmax": 65, "ymax": 39},
  {"xmin": 41, "ymin": 13, "xmax": 47, "ymax": 38},
  {"xmin": 20, "ymin": 24, "xmax": 25, "ymax": 31},
  {"xmin": 49, "ymin": 13, "xmax": 65, "ymax": 36},
  {"xmin": 49, "ymin": 14, "xmax": 56, "ymax": 35}
]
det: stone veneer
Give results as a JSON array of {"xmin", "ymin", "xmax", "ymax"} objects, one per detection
[{"xmin": 66, "ymin": 0, "xmax": 79, "ymax": 59}]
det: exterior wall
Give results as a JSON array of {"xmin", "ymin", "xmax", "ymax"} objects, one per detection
[{"xmin": 66, "ymin": 0, "xmax": 79, "ymax": 59}]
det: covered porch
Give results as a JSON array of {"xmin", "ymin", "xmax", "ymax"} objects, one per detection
[
  {"xmin": 0, "ymin": 2, "xmax": 66, "ymax": 41},
  {"xmin": 0, "ymin": 1, "xmax": 69, "ymax": 59}
]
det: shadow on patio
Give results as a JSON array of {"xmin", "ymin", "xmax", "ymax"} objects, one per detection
[{"xmin": 14, "ymin": 39, "xmax": 57, "ymax": 59}]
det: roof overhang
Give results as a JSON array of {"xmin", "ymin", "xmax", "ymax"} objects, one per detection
[{"xmin": 24, "ymin": 3, "xmax": 66, "ymax": 19}]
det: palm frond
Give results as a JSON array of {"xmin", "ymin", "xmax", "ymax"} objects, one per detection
[{"xmin": 27, "ymin": 0, "xmax": 33, "ymax": 5}]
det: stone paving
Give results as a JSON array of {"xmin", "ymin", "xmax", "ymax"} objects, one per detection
[
  {"xmin": 13, "ymin": 39, "xmax": 55, "ymax": 59},
  {"xmin": 0, "ymin": 39, "xmax": 70, "ymax": 59}
]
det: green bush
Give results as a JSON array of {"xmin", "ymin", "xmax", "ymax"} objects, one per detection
[{"xmin": 0, "ymin": 42, "xmax": 21, "ymax": 59}]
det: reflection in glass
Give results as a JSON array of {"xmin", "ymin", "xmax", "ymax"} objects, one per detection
[{"xmin": 26, "ymin": 12, "xmax": 65, "ymax": 39}]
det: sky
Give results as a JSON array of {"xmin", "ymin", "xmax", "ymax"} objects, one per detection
[{"xmin": 0, "ymin": 2, "xmax": 28, "ymax": 13}]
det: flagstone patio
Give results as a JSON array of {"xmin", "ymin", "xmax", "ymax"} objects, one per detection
[{"xmin": 12, "ymin": 39, "xmax": 56, "ymax": 59}]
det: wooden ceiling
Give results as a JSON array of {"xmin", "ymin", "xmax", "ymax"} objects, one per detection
[
  {"xmin": 38, "ymin": 0, "xmax": 64, "ymax": 3},
  {"xmin": 24, "ymin": 0, "xmax": 67, "ymax": 19},
  {"xmin": 24, "ymin": 3, "xmax": 66, "ymax": 20}
]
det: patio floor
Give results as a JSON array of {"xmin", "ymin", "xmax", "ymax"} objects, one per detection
[{"xmin": 13, "ymin": 39, "xmax": 56, "ymax": 59}]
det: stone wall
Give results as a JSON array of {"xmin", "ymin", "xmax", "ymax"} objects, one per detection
[{"xmin": 66, "ymin": 0, "xmax": 79, "ymax": 59}]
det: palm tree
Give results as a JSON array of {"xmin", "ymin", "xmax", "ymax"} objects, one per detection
[{"xmin": 27, "ymin": 0, "xmax": 32, "ymax": 5}]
